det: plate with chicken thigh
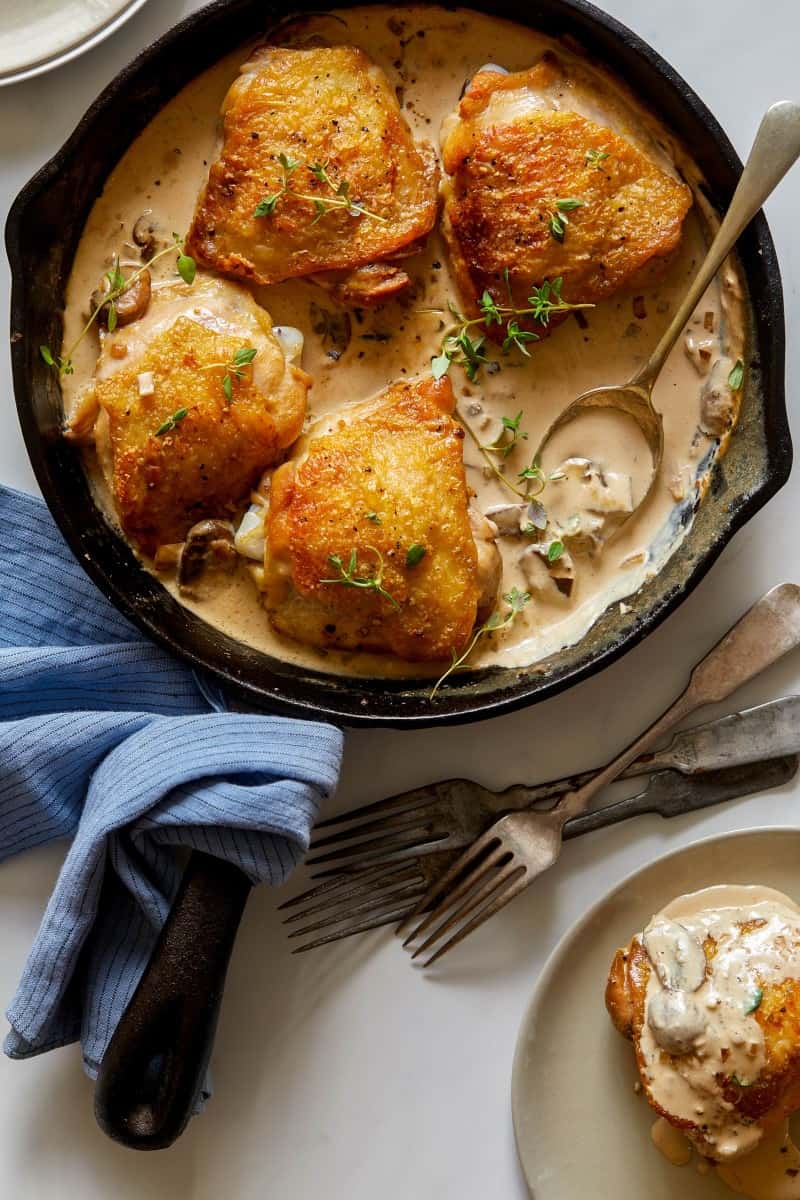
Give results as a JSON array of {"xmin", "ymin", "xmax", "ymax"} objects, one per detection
[
  {"xmin": 8, "ymin": 0, "xmax": 789, "ymax": 724},
  {"xmin": 512, "ymin": 828, "xmax": 800, "ymax": 1200}
]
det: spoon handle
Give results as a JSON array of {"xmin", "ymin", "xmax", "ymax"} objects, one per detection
[
  {"xmin": 633, "ymin": 101, "xmax": 800, "ymax": 387},
  {"xmin": 559, "ymin": 584, "xmax": 800, "ymax": 819}
]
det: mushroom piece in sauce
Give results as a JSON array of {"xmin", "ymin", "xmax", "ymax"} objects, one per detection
[
  {"xmin": 175, "ymin": 519, "xmax": 238, "ymax": 593},
  {"xmin": 91, "ymin": 268, "xmax": 152, "ymax": 330},
  {"xmin": 520, "ymin": 540, "xmax": 575, "ymax": 599},
  {"xmin": 132, "ymin": 211, "xmax": 159, "ymax": 258}
]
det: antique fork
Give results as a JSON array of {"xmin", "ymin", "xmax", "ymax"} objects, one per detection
[
  {"xmin": 280, "ymin": 756, "xmax": 797, "ymax": 952},
  {"xmin": 398, "ymin": 583, "xmax": 800, "ymax": 966},
  {"xmin": 305, "ymin": 696, "xmax": 800, "ymax": 876}
]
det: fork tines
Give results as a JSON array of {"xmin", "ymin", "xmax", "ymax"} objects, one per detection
[
  {"xmin": 278, "ymin": 860, "xmax": 431, "ymax": 953},
  {"xmin": 305, "ymin": 782, "xmax": 466, "ymax": 876},
  {"xmin": 397, "ymin": 826, "xmax": 528, "ymax": 967}
]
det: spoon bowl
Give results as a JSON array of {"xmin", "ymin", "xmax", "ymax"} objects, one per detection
[{"xmin": 537, "ymin": 382, "xmax": 664, "ymax": 521}]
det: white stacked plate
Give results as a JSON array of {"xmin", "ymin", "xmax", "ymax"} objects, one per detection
[{"xmin": 0, "ymin": 0, "xmax": 150, "ymax": 86}]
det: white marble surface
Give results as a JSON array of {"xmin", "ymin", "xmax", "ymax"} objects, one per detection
[{"xmin": 0, "ymin": 2, "xmax": 798, "ymax": 1195}]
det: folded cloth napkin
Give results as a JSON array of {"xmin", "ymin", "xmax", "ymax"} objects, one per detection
[{"xmin": 0, "ymin": 485, "xmax": 343, "ymax": 1096}]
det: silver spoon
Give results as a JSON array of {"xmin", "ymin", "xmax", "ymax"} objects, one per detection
[{"xmin": 536, "ymin": 101, "xmax": 800, "ymax": 517}]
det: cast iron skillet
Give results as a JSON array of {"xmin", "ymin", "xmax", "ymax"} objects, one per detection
[
  {"xmin": 5, "ymin": 0, "xmax": 792, "ymax": 1153},
  {"xmin": 5, "ymin": 0, "xmax": 791, "ymax": 731}
]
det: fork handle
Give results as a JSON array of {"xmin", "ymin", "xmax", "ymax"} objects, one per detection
[{"xmin": 562, "ymin": 756, "xmax": 798, "ymax": 838}]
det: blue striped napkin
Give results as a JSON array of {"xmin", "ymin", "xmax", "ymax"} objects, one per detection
[{"xmin": 0, "ymin": 485, "xmax": 343, "ymax": 1096}]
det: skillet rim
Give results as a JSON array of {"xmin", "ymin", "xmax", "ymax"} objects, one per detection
[{"xmin": 6, "ymin": 0, "xmax": 791, "ymax": 729}]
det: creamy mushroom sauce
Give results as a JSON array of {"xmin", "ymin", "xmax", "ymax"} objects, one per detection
[
  {"xmin": 59, "ymin": 5, "xmax": 746, "ymax": 679},
  {"xmin": 636, "ymin": 885, "xmax": 800, "ymax": 1199}
]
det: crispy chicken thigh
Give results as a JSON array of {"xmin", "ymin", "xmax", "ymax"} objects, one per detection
[
  {"xmin": 440, "ymin": 53, "xmax": 693, "ymax": 338},
  {"xmin": 263, "ymin": 375, "xmax": 497, "ymax": 661},
  {"xmin": 606, "ymin": 889, "xmax": 800, "ymax": 1163},
  {"xmin": 72, "ymin": 274, "xmax": 309, "ymax": 556},
  {"xmin": 187, "ymin": 45, "xmax": 439, "ymax": 305}
]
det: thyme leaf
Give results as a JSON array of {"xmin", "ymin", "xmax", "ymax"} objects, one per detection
[
  {"xmin": 548, "ymin": 213, "xmax": 566, "ymax": 242},
  {"xmin": 406, "ymin": 543, "xmax": 426, "ymax": 568},
  {"xmin": 154, "ymin": 407, "xmax": 188, "ymax": 437},
  {"xmin": 729, "ymin": 359, "xmax": 745, "ymax": 391},
  {"xmin": 745, "ymin": 989, "xmax": 763, "ymax": 1015},
  {"xmin": 555, "ymin": 197, "xmax": 584, "ymax": 213},
  {"xmin": 431, "ymin": 587, "xmax": 531, "ymax": 699},
  {"xmin": 585, "ymin": 148, "xmax": 610, "ymax": 169},
  {"xmin": 548, "ymin": 198, "xmax": 585, "ymax": 242},
  {"xmin": 177, "ymin": 254, "xmax": 197, "ymax": 285}
]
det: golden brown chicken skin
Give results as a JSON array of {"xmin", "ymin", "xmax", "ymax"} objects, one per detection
[
  {"xmin": 79, "ymin": 276, "xmax": 309, "ymax": 556},
  {"xmin": 440, "ymin": 54, "xmax": 693, "ymax": 339},
  {"xmin": 186, "ymin": 45, "xmax": 439, "ymax": 305},
  {"xmin": 263, "ymin": 376, "xmax": 487, "ymax": 661},
  {"xmin": 606, "ymin": 891, "xmax": 800, "ymax": 1162}
]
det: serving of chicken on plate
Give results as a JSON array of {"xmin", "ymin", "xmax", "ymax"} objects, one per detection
[
  {"xmin": 606, "ymin": 885, "xmax": 800, "ymax": 1166},
  {"xmin": 440, "ymin": 51, "xmax": 693, "ymax": 339},
  {"xmin": 67, "ymin": 274, "xmax": 309, "ymax": 556},
  {"xmin": 187, "ymin": 44, "xmax": 439, "ymax": 307},
  {"xmin": 260, "ymin": 374, "xmax": 501, "ymax": 661}
]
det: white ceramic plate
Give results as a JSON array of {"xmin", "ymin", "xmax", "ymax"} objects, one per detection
[
  {"xmin": 0, "ymin": 0, "xmax": 150, "ymax": 87},
  {"xmin": 511, "ymin": 827, "xmax": 800, "ymax": 1199}
]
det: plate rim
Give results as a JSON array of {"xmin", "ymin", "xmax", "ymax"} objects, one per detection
[
  {"xmin": 510, "ymin": 823, "xmax": 800, "ymax": 1197},
  {"xmin": 0, "ymin": 0, "xmax": 151, "ymax": 88}
]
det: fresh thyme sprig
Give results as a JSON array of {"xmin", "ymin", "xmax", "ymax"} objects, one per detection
[
  {"xmin": 320, "ymin": 547, "xmax": 400, "ymax": 610},
  {"xmin": 201, "ymin": 346, "xmax": 258, "ymax": 401},
  {"xmin": 548, "ymin": 197, "xmax": 585, "ymax": 243},
  {"xmin": 253, "ymin": 154, "xmax": 388, "ymax": 225},
  {"xmin": 458, "ymin": 408, "xmax": 563, "ymax": 503},
  {"xmin": 431, "ymin": 272, "xmax": 593, "ymax": 382},
  {"xmin": 40, "ymin": 235, "xmax": 196, "ymax": 377},
  {"xmin": 430, "ymin": 586, "xmax": 531, "ymax": 700}
]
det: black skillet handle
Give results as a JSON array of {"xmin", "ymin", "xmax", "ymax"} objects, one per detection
[{"xmin": 94, "ymin": 850, "xmax": 252, "ymax": 1150}]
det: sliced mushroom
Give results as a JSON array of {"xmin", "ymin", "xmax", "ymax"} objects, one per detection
[
  {"xmin": 132, "ymin": 212, "xmax": 159, "ymax": 258},
  {"xmin": 521, "ymin": 540, "xmax": 575, "ymax": 599},
  {"xmin": 311, "ymin": 261, "xmax": 411, "ymax": 308},
  {"xmin": 484, "ymin": 502, "xmax": 528, "ymax": 536},
  {"xmin": 176, "ymin": 519, "xmax": 237, "ymax": 592},
  {"xmin": 642, "ymin": 919, "xmax": 707, "ymax": 993},
  {"xmin": 700, "ymin": 365, "xmax": 736, "ymax": 437},
  {"xmin": 647, "ymin": 990, "xmax": 706, "ymax": 1055},
  {"xmin": 91, "ymin": 268, "xmax": 151, "ymax": 330}
]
